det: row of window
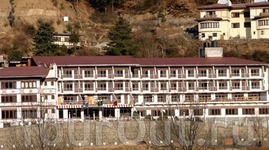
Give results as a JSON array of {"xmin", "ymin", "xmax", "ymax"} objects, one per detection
[
  {"xmin": 60, "ymin": 68, "xmax": 262, "ymax": 79},
  {"xmin": 62, "ymin": 80, "xmax": 261, "ymax": 92},
  {"xmin": 200, "ymin": 22, "xmax": 219, "ymax": 29},
  {"xmin": 139, "ymin": 108, "xmax": 269, "ymax": 116},
  {"xmin": 0, "ymin": 81, "xmax": 54, "ymax": 89},
  {"xmin": 2, "ymin": 109, "xmax": 37, "ymax": 119},
  {"xmin": 1, "ymin": 95, "xmax": 37, "ymax": 103},
  {"xmin": 258, "ymin": 20, "xmax": 269, "ymax": 26}
]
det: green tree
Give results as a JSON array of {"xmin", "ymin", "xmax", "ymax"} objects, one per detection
[
  {"xmin": 33, "ymin": 20, "xmax": 58, "ymax": 56},
  {"xmin": 69, "ymin": 31, "xmax": 80, "ymax": 48},
  {"xmin": 7, "ymin": 44, "xmax": 23, "ymax": 61},
  {"xmin": 105, "ymin": 17, "xmax": 137, "ymax": 56}
]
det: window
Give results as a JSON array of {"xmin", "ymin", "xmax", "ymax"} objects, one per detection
[
  {"xmin": 209, "ymin": 109, "xmax": 221, "ymax": 115},
  {"xmin": 232, "ymin": 82, "xmax": 240, "ymax": 89},
  {"xmin": 232, "ymin": 93, "xmax": 244, "ymax": 100},
  {"xmin": 160, "ymin": 82, "xmax": 167, "ymax": 90},
  {"xmin": 44, "ymin": 82, "xmax": 47, "ymax": 86},
  {"xmin": 226, "ymin": 109, "xmax": 238, "ymax": 115},
  {"xmin": 259, "ymin": 108, "xmax": 269, "ymax": 114},
  {"xmin": 231, "ymin": 23, "xmax": 240, "ymax": 28},
  {"xmin": 21, "ymin": 95, "xmax": 37, "ymax": 102},
  {"xmin": 171, "ymin": 95, "xmax": 180, "ymax": 102},
  {"xmin": 231, "ymin": 69, "xmax": 240, "ymax": 76},
  {"xmin": 242, "ymin": 108, "xmax": 255, "ymax": 115},
  {"xmin": 51, "ymin": 95, "xmax": 55, "ymax": 99},
  {"xmin": 84, "ymin": 70, "xmax": 94, "ymax": 77},
  {"xmin": 98, "ymin": 70, "xmax": 106, "ymax": 77},
  {"xmin": 22, "ymin": 109, "xmax": 37, "ymax": 118},
  {"xmin": 262, "ymin": 30, "xmax": 264, "ymax": 35},
  {"xmin": 200, "ymin": 22, "xmax": 219, "ymax": 29},
  {"xmin": 1, "ymin": 96, "xmax": 16, "ymax": 103},
  {"xmin": 144, "ymin": 95, "xmax": 152, "ymax": 103},
  {"xmin": 84, "ymin": 82, "xmax": 94, "ymax": 90},
  {"xmin": 98, "ymin": 83, "xmax": 106, "ymax": 90},
  {"xmin": 167, "ymin": 109, "xmax": 175, "ymax": 116},
  {"xmin": 64, "ymin": 83, "xmax": 73, "ymax": 91},
  {"xmin": 142, "ymin": 82, "xmax": 149, "ymax": 90},
  {"xmin": 251, "ymin": 81, "xmax": 260, "ymax": 89},
  {"xmin": 232, "ymin": 12, "xmax": 240, "ymax": 18},
  {"xmin": 115, "ymin": 70, "xmax": 123, "ymax": 77},
  {"xmin": 199, "ymin": 94, "xmax": 211, "ymax": 101},
  {"xmin": 2, "ymin": 110, "xmax": 17, "ymax": 119},
  {"xmin": 199, "ymin": 82, "xmax": 208, "ymax": 90},
  {"xmin": 64, "ymin": 37, "xmax": 69, "ymax": 42},
  {"xmin": 206, "ymin": 11, "xmax": 215, "ymax": 15},
  {"xmin": 142, "ymin": 70, "xmax": 149, "ymax": 77},
  {"xmin": 158, "ymin": 95, "xmax": 166, "ymax": 102},
  {"xmin": 215, "ymin": 94, "xmax": 227, "ymax": 100},
  {"xmin": 251, "ymin": 69, "xmax": 259, "ymax": 76},
  {"xmin": 194, "ymin": 109, "xmax": 203, "ymax": 116},
  {"xmin": 198, "ymin": 69, "xmax": 207, "ymax": 77},
  {"xmin": 218, "ymin": 69, "xmax": 227, "ymax": 76},
  {"xmin": 170, "ymin": 70, "xmax": 177, "ymax": 77},
  {"xmin": 218, "ymin": 82, "xmax": 227, "ymax": 90},
  {"xmin": 213, "ymin": 33, "xmax": 217, "ymax": 37},
  {"xmin": 160, "ymin": 70, "xmax": 166, "ymax": 77},
  {"xmin": 151, "ymin": 110, "xmax": 161, "ymax": 116},
  {"xmin": 21, "ymin": 81, "xmax": 36, "ymax": 88},
  {"xmin": 180, "ymin": 109, "xmax": 189, "ymax": 116},
  {"xmin": 244, "ymin": 22, "xmax": 251, "ymax": 28},
  {"xmin": 185, "ymin": 94, "xmax": 193, "ymax": 101},
  {"xmin": 132, "ymin": 83, "xmax": 139, "ymax": 91},
  {"xmin": 115, "ymin": 82, "xmax": 123, "ymax": 90},
  {"xmin": 187, "ymin": 69, "xmax": 194, "ymax": 77},
  {"xmin": 51, "ymin": 81, "xmax": 54, "ymax": 86},
  {"xmin": 244, "ymin": 11, "xmax": 250, "ymax": 17},
  {"xmin": 258, "ymin": 20, "xmax": 269, "ymax": 26},
  {"xmin": 188, "ymin": 82, "xmax": 195, "ymax": 90},
  {"xmin": 63, "ymin": 70, "xmax": 72, "ymax": 77},
  {"xmin": 170, "ymin": 82, "xmax": 177, "ymax": 90},
  {"xmin": 1, "ymin": 81, "xmax": 16, "ymax": 89}
]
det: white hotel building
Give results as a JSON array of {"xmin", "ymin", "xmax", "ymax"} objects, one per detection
[
  {"xmin": 0, "ymin": 48, "xmax": 269, "ymax": 125},
  {"xmin": 197, "ymin": 0, "xmax": 269, "ymax": 40}
]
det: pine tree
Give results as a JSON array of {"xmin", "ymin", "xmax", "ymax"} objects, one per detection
[
  {"xmin": 105, "ymin": 17, "xmax": 137, "ymax": 56},
  {"xmin": 33, "ymin": 21, "xmax": 58, "ymax": 56}
]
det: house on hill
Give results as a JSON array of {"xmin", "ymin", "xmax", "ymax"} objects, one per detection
[{"xmin": 197, "ymin": 0, "xmax": 269, "ymax": 40}]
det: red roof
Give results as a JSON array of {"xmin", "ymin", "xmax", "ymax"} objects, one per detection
[
  {"xmin": 32, "ymin": 56, "xmax": 267, "ymax": 67},
  {"xmin": 32, "ymin": 56, "xmax": 137, "ymax": 66},
  {"xmin": 135, "ymin": 57, "xmax": 267, "ymax": 66},
  {"xmin": 198, "ymin": 2, "xmax": 269, "ymax": 10},
  {"xmin": 246, "ymin": 2, "xmax": 269, "ymax": 7},
  {"xmin": 0, "ymin": 66, "xmax": 49, "ymax": 78},
  {"xmin": 198, "ymin": 3, "xmax": 247, "ymax": 10}
]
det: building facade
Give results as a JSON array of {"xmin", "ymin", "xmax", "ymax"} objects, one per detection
[
  {"xmin": 197, "ymin": 0, "xmax": 269, "ymax": 40},
  {"xmin": 0, "ymin": 50, "xmax": 269, "ymax": 126}
]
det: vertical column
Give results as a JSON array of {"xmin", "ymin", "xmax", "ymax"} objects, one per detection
[
  {"xmin": 81, "ymin": 109, "xmax": 84, "ymax": 122},
  {"xmin": 99, "ymin": 108, "xmax": 103, "ymax": 120},
  {"xmin": 175, "ymin": 109, "xmax": 179, "ymax": 117},
  {"xmin": 63, "ymin": 109, "xmax": 68, "ymax": 119},
  {"xmin": 115, "ymin": 108, "xmax": 120, "ymax": 119},
  {"xmin": 55, "ymin": 109, "xmax": 59, "ymax": 120},
  {"xmin": 37, "ymin": 107, "xmax": 41, "ymax": 119},
  {"xmin": 238, "ymin": 108, "xmax": 242, "ymax": 116}
]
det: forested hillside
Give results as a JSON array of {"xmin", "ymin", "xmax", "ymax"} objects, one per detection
[{"xmin": 0, "ymin": 0, "xmax": 268, "ymax": 63}]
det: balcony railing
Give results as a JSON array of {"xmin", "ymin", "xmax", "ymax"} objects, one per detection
[
  {"xmin": 209, "ymin": 74, "xmax": 216, "ymax": 78},
  {"xmin": 74, "ymin": 88, "xmax": 83, "ymax": 92},
  {"xmin": 242, "ymin": 73, "xmax": 249, "ymax": 77},
  {"xmin": 242, "ymin": 86, "xmax": 250, "ymax": 90},
  {"xmin": 74, "ymin": 74, "xmax": 82, "ymax": 79},
  {"xmin": 203, "ymin": 14, "xmax": 217, "ymax": 18}
]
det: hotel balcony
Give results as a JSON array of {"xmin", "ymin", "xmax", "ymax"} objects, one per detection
[
  {"xmin": 254, "ymin": 12, "xmax": 269, "ymax": 20},
  {"xmin": 196, "ymin": 14, "xmax": 222, "ymax": 22}
]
